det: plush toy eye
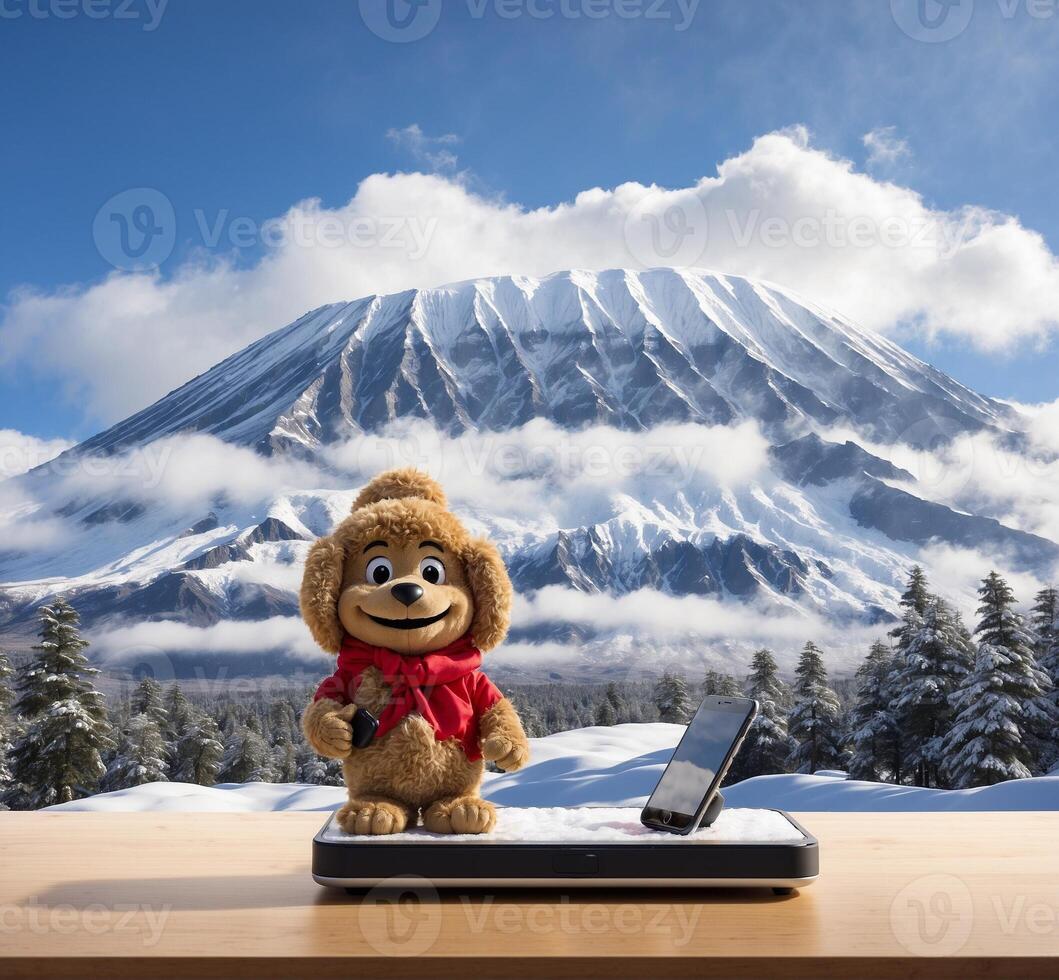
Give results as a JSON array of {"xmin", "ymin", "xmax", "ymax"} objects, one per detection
[
  {"xmin": 365, "ymin": 556, "xmax": 393, "ymax": 585},
  {"xmin": 419, "ymin": 557, "xmax": 446, "ymax": 585}
]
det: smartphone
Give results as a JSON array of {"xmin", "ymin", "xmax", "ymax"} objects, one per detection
[{"xmin": 641, "ymin": 695, "xmax": 758, "ymax": 835}]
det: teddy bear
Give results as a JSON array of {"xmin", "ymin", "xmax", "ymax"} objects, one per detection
[{"xmin": 300, "ymin": 468, "xmax": 530, "ymax": 835}]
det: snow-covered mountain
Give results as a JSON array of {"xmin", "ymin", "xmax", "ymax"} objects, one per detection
[
  {"xmin": 72, "ymin": 268, "xmax": 1014, "ymax": 455},
  {"xmin": 1, "ymin": 269, "xmax": 1054, "ymax": 676}
]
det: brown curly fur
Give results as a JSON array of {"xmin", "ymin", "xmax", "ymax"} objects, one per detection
[
  {"xmin": 300, "ymin": 468, "xmax": 528, "ymax": 835},
  {"xmin": 300, "ymin": 496, "xmax": 513, "ymax": 655}
]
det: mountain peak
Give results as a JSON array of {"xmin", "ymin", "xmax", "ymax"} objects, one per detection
[{"xmin": 67, "ymin": 268, "xmax": 1014, "ymax": 460}]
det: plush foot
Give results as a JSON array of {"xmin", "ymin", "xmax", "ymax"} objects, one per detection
[
  {"xmin": 337, "ymin": 796, "xmax": 414, "ymax": 836},
  {"xmin": 422, "ymin": 796, "xmax": 496, "ymax": 835}
]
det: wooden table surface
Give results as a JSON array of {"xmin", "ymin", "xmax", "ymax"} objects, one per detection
[{"xmin": 1, "ymin": 811, "xmax": 1057, "ymax": 979}]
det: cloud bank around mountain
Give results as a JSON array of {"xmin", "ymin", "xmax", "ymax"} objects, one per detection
[
  {"xmin": 3, "ymin": 127, "xmax": 1058, "ymax": 427},
  {"xmin": 0, "ymin": 429, "xmax": 73, "ymax": 481}
]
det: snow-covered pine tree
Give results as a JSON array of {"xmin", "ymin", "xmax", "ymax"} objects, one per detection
[
  {"xmin": 1032, "ymin": 587, "xmax": 1059, "ymax": 702},
  {"xmin": 593, "ymin": 683, "xmax": 625, "ymax": 727},
  {"xmin": 654, "ymin": 671, "xmax": 692, "ymax": 724},
  {"xmin": 845, "ymin": 640, "xmax": 897, "ymax": 782},
  {"xmin": 3, "ymin": 598, "xmax": 113, "ymax": 809},
  {"xmin": 131, "ymin": 677, "xmax": 168, "ymax": 731},
  {"xmin": 172, "ymin": 707, "xmax": 224, "ymax": 785},
  {"xmin": 727, "ymin": 649, "xmax": 792, "ymax": 783},
  {"xmin": 787, "ymin": 641, "xmax": 846, "ymax": 774},
  {"xmin": 163, "ymin": 684, "xmax": 191, "ymax": 735},
  {"xmin": 161, "ymin": 683, "xmax": 193, "ymax": 773},
  {"xmin": 942, "ymin": 572, "xmax": 1055, "ymax": 787},
  {"xmin": 0, "ymin": 649, "xmax": 15, "ymax": 791},
  {"xmin": 880, "ymin": 566, "xmax": 935, "ymax": 782},
  {"xmin": 889, "ymin": 566, "xmax": 932, "ymax": 651},
  {"xmin": 1031, "ymin": 587, "xmax": 1059, "ymax": 772},
  {"xmin": 218, "ymin": 721, "xmax": 276, "ymax": 783},
  {"xmin": 102, "ymin": 713, "xmax": 169, "ymax": 791},
  {"xmin": 703, "ymin": 670, "xmax": 743, "ymax": 698},
  {"xmin": 594, "ymin": 697, "xmax": 617, "ymax": 727},
  {"xmin": 266, "ymin": 700, "xmax": 298, "ymax": 781},
  {"xmin": 890, "ymin": 600, "xmax": 975, "ymax": 787},
  {"xmin": 296, "ymin": 740, "xmax": 342, "ymax": 785}
]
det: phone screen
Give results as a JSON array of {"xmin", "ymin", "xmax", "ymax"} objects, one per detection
[{"xmin": 643, "ymin": 697, "xmax": 755, "ymax": 832}]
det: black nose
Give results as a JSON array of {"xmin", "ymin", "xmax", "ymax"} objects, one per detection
[{"xmin": 390, "ymin": 582, "xmax": 424, "ymax": 607}]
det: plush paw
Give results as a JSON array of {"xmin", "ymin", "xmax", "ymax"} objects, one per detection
[
  {"xmin": 314, "ymin": 704, "xmax": 357, "ymax": 758},
  {"xmin": 423, "ymin": 798, "xmax": 496, "ymax": 835},
  {"xmin": 481, "ymin": 735, "xmax": 529, "ymax": 772},
  {"xmin": 337, "ymin": 799, "xmax": 409, "ymax": 836}
]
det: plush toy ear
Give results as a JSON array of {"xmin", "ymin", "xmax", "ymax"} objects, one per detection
[
  {"xmin": 463, "ymin": 537, "xmax": 513, "ymax": 652},
  {"xmin": 300, "ymin": 536, "xmax": 346, "ymax": 654},
  {"xmin": 352, "ymin": 468, "xmax": 446, "ymax": 511}
]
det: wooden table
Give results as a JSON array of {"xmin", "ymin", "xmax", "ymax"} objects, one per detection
[{"xmin": 1, "ymin": 811, "xmax": 1057, "ymax": 978}]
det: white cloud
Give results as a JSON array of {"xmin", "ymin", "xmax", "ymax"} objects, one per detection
[
  {"xmin": 919, "ymin": 543, "xmax": 1056, "ymax": 628},
  {"xmin": 505, "ymin": 585, "xmax": 883, "ymax": 674},
  {"xmin": 92, "ymin": 616, "xmax": 324, "ymax": 665},
  {"xmin": 0, "ymin": 429, "xmax": 73, "ymax": 480},
  {"xmin": 515, "ymin": 585, "xmax": 820, "ymax": 643},
  {"xmin": 50, "ymin": 432, "xmax": 329, "ymax": 512},
  {"xmin": 1015, "ymin": 396, "xmax": 1059, "ymax": 458},
  {"xmin": 325, "ymin": 417, "xmax": 770, "ymax": 529},
  {"xmin": 815, "ymin": 415, "xmax": 1059, "ymax": 546},
  {"xmin": 3, "ymin": 128, "xmax": 1058, "ymax": 428},
  {"xmin": 386, "ymin": 123, "xmax": 461, "ymax": 171},
  {"xmin": 862, "ymin": 126, "xmax": 911, "ymax": 168}
]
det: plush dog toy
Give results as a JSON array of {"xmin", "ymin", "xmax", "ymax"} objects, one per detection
[{"xmin": 300, "ymin": 468, "xmax": 530, "ymax": 835}]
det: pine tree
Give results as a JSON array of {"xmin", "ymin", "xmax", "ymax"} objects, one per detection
[
  {"xmin": 846, "ymin": 640, "xmax": 897, "ymax": 782},
  {"xmin": 0, "ymin": 650, "xmax": 15, "ymax": 790},
  {"xmin": 131, "ymin": 677, "xmax": 168, "ymax": 730},
  {"xmin": 890, "ymin": 600, "xmax": 975, "ymax": 787},
  {"xmin": 594, "ymin": 697, "xmax": 617, "ymax": 727},
  {"xmin": 787, "ymin": 642, "xmax": 846, "ymax": 774},
  {"xmin": 727, "ymin": 649, "xmax": 792, "ymax": 782},
  {"xmin": 594, "ymin": 683, "xmax": 625, "ymax": 727},
  {"xmin": 889, "ymin": 566, "xmax": 932, "ymax": 649},
  {"xmin": 296, "ymin": 740, "xmax": 342, "ymax": 785},
  {"xmin": 3, "ymin": 599, "xmax": 112, "ymax": 809},
  {"xmin": 102, "ymin": 713, "xmax": 169, "ymax": 791},
  {"xmin": 172, "ymin": 708, "xmax": 224, "ymax": 785},
  {"xmin": 218, "ymin": 722, "xmax": 276, "ymax": 783},
  {"xmin": 1032, "ymin": 587, "xmax": 1059, "ymax": 702},
  {"xmin": 654, "ymin": 672, "xmax": 692, "ymax": 724},
  {"xmin": 163, "ymin": 684, "xmax": 191, "ymax": 735},
  {"xmin": 703, "ymin": 670, "xmax": 742, "ymax": 698},
  {"xmin": 943, "ymin": 572, "xmax": 1055, "ymax": 787},
  {"xmin": 1031, "ymin": 587, "xmax": 1059, "ymax": 772}
]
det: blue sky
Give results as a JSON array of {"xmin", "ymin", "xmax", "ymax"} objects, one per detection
[{"xmin": 1, "ymin": 0, "xmax": 1058, "ymax": 442}]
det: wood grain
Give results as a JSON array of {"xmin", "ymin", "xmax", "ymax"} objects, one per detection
[{"xmin": 1, "ymin": 811, "xmax": 1057, "ymax": 978}]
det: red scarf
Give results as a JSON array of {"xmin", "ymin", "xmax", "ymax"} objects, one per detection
[{"xmin": 313, "ymin": 633, "xmax": 502, "ymax": 761}]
